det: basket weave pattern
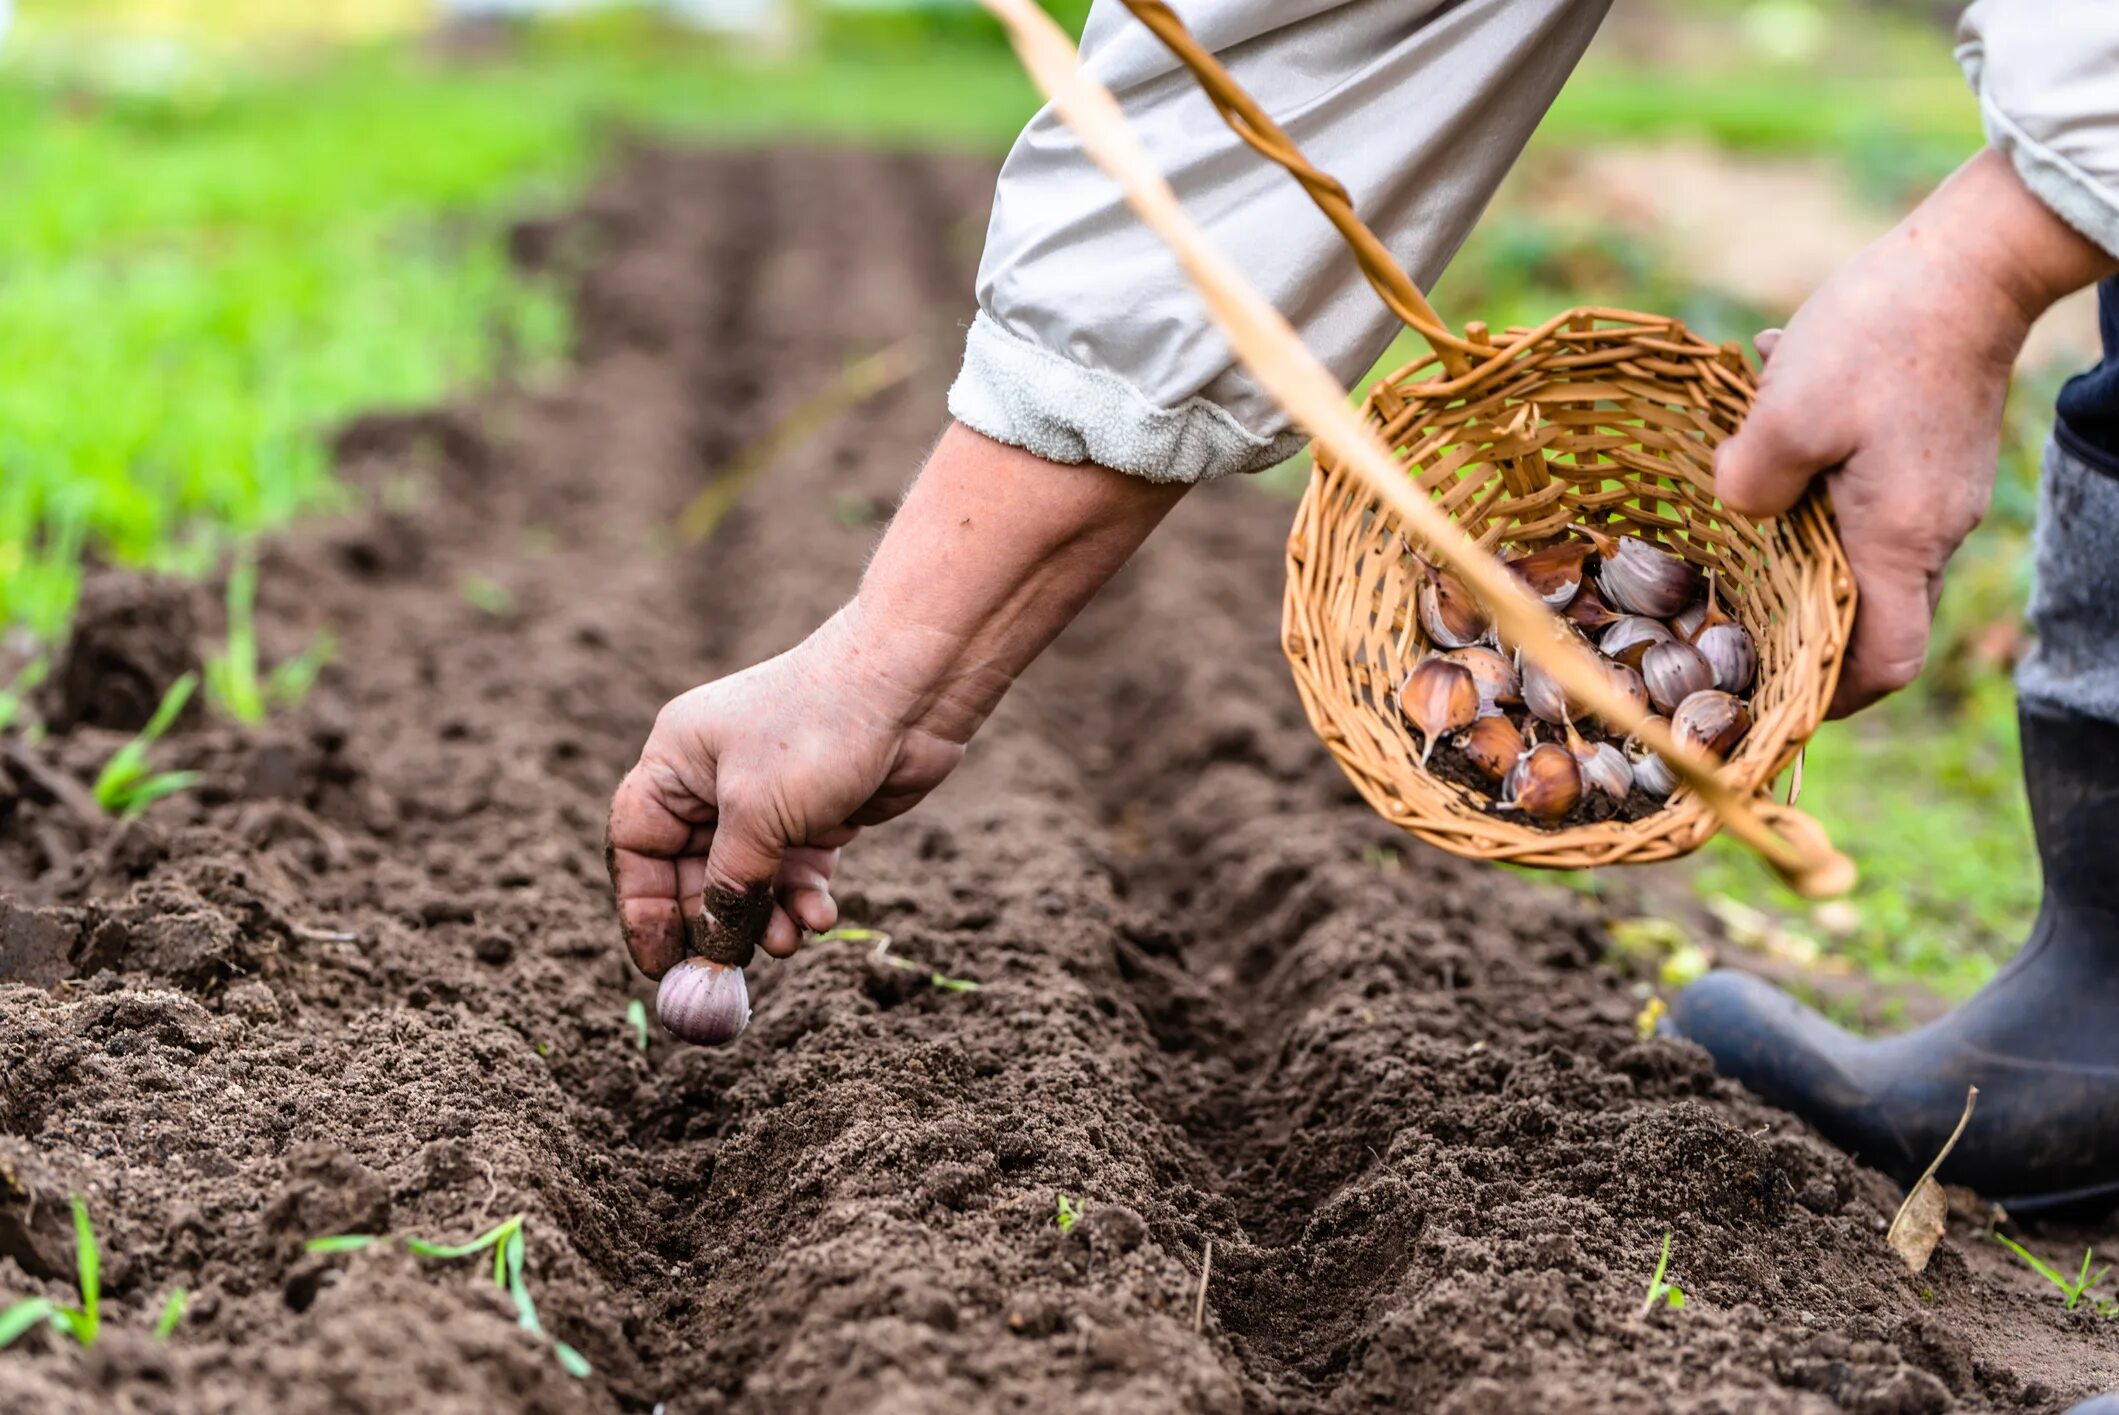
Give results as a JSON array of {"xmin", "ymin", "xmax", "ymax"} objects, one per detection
[{"xmin": 1284, "ymin": 311, "xmax": 1857, "ymax": 869}]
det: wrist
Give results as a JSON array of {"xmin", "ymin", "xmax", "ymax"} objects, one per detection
[{"xmin": 1924, "ymin": 149, "xmax": 2118, "ymax": 344}]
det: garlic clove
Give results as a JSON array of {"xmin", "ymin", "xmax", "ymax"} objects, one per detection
[
  {"xmin": 1632, "ymin": 752, "xmax": 1678, "ymax": 799},
  {"xmin": 1601, "ymin": 660, "xmax": 1651, "ymax": 726},
  {"xmin": 1695, "ymin": 621, "xmax": 1757, "ymax": 694},
  {"xmin": 1599, "ymin": 615, "xmax": 1676, "ymax": 670},
  {"xmin": 1459, "ymin": 712, "xmax": 1526, "ymax": 782},
  {"xmin": 1671, "ymin": 689, "xmax": 1752, "ymax": 759},
  {"xmin": 1499, "ymin": 741, "xmax": 1582, "ymax": 823},
  {"xmin": 1519, "ymin": 652, "xmax": 1576, "ymax": 727},
  {"xmin": 1415, "ymin": 556, "xmax": 1491, "ymax": 649},
  {"xmin": 1399, "ymin": 657, "xmax": 1481, "ymax": 766},
  {"xmin": 1582, "ymin": 527, "xmax": 1705, "ymax": 619},
  {"xmin": 1505, "ymin": 540, "xmax": 1593, "ymax": 610},
  {"xmin": 1640, "ymin": 640, "xmax": 1716, "ymax": 716},
  {"xmin": 656, "ymin": 957, "xmax": 752, "ymax": 1046},
  {"xmin": 1563, "ymin": 580, "xmax": 1623, "ymax": 631},
  {"xmin": 1441, "ymin": 645, "xmax": 1522, "ymax": 710}
]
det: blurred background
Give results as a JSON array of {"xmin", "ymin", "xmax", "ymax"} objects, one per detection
[{"xmin": 0, "ymin": 0, "xmax": 2091, "ymax": 1018}]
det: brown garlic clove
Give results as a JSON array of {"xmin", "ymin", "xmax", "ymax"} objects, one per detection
[
  {"xmin": 1415, "ymin": 555, "xmax": 1491, "ymax": 649},
  {"xmin": 1563, "ymin": 580, "xmax": 1623, "ymax": 631},
  {"xmin": 1499, "ymin": 741, "xmax": 1582, "ymax": 823},
  {"xmin": 1671, "ymin": 689, "xmax": 1752, "ymax": 759},
  {"xmin": 1459, "ymin": 712, "xmax": 1526, "ymax": 782},
  {"xmin": 1582, "ymin": 526, "xmax": 1704, "ymax": 619},
  {"xmin": 1441, "ymin": 645, "xmax": 1521, "ymax": 710},
  {"xmin": 1599, "ymin": 615, "xmax": 1676, "ymax": 670},
  {"xmin": 1399, "ymin": 657, "xmax": 1481, "ymax": 766},
  {"xmin": 1640, "ymin": 640, "xmax": 1716, "ymax": 716},
  {"xmin": 1695, "ymin": 621, "xmax": 1757, "ymax": 694},
  {"xmin": 1505, "ymin": 539, "xmax": 1593, "ymax": 610}
]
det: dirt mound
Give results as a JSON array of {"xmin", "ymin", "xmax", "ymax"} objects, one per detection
[{"xmin": 1, "ymin": 145, "xmax": 2114, "ymax": 1414}]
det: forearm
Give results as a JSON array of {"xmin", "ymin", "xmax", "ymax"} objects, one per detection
[
  {"xmin": 1923, "ymin": 149, "xmax": 2117, "ymax": 343},
  {"xmin": 843, "ymin": 423, "xmax": 1187, "ymax": 742}
]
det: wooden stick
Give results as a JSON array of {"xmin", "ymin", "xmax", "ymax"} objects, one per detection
[
  {"xmin": 975, "ymin": 0, "xmax": 1853, "ymax": 898},
  {"xmin": 1194, "ymin": 1238, "xmax": 1212, "ymax": 1334}
]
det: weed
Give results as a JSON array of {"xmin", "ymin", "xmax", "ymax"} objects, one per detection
[
  {"xmin": 204, "ymin": 556, "xmax": 334, "ymax": 726},
  {"xmin": 625, "ymin": 998, "xmax": 650, "ymax": 1052},
  {"xmin": 153, "ymin": 1288, "xmax": 189, "ymax": 1341},
  {"xmin": 825, "ymin": 927, "xmax": 982, "ymax": 994},
  {"xmin": 91, "ymin": 672, "xmax": 202, "ymax": 818},
  {"xmin": 305, "ymin": 1214, "xmax": 591, "ymax": 1377},
  {"xmin": 1055, "ymin": 1195, "xmax": 1083, "ymax": 1236},
  {"xmin": 0, "ymin": 1197, "xmax": 102, "ymax": 1350},
  {"xmin": 1638, "ymin": 1231, "xmax": 1686, "ymax": 1317},
  {"xmin": 1991, "ymin": 1234, "xmax": 2112, "ymax": 1312}
]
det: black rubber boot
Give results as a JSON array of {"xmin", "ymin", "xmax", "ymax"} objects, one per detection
[{"xmin": 1670, "ymin": 703, "xmax": 2119, "ymax": 1214}]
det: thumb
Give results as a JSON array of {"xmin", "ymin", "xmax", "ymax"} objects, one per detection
[
  {"xmin": 1716, "ymin": 349, "xmax": 1849, "ymax": 519},
  {"xmin": 695, "ymin": 797, "xmax": 789, "ymax": 965}
]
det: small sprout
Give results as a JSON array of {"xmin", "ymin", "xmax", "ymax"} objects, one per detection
[
  {"xmin": 153, "ymin": 1288, "xmax": 189, "ymax": 1341},
  {"xmin": 1638, "ymin": 1231, "xmax": 1685, "ymax": 1317},
  {"xmin": 1992, "ymin": 1234, "xmax": 2112, "ymax": 1311},
  {"xmin": 626, "ymin": 998, "xmax": 650, "ymax": 1051},
  {"xmin": 3, "ymin": 1196, "xmax": 102, "ymax": 1350},
  {"xmin": 0, "ymin": 657, "xmax": 49, "ymax": 736},
  {"xmin": 1360, "ymin": 843, "xmax": 1401, "ymax": 872},
  {"xmin": 1633, "ymin": 995, "xmax": 1668, "ymax": 1040},
  {"xmin": 862, "ymin": 932, "xmax": 981, "ymax": 994},
  {"xmin": 458, "ymin": 573, "xmax": 515, "ymax": 618},
  {"xmin": 92, "ymin": 672, "xmax": 203, "ymax": 818},
  {"xmin": 205, "ymin": 555, "xmax": 335, "ymax": 725},
  {"xmin": 1055, "ymin": 1195, "xmax": 1084, "ymax": 1236},
  {"xmin": 309, "ymin": 1216, "xmax": 591, "ymax": 1377}
]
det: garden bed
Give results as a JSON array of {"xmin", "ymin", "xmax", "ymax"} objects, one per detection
[{"xmin": 0, "ymin": 145, "xmax": 2112, "ymax": 1414}]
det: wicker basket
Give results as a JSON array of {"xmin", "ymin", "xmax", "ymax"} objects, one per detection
[
  {"xmin": 985, "ymin": 0, "xmax": 1859, "ymax": 894},
  {"xmin": 1287, "ymin": 315, "xmax": 1857, "ymax": 869}
]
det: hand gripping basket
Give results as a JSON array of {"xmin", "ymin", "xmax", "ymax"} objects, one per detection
[{"xmin": 985, "ymin": 0, "xmax": 1860, "ymax": 896}]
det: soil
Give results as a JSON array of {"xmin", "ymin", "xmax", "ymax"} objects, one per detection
[{"xmin": 2, "ymin": 145, "xmax": 2117, "ymax": 1415}]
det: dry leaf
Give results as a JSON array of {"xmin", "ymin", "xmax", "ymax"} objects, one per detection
[
  {"xmin": 1888, "ymin": 1176, "xmax": 1949, "ymax": 1273},
  {"xmin": 1885, "ymin": 1087, "xmax": 1978, "ymax": 1275}
]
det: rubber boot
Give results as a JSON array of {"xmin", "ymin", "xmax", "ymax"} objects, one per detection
[{"xmin": 1670, "ymin": 703, "xmax": 2119, "ymax": 1214}]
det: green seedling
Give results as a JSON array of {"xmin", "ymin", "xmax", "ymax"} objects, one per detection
[
  {"xmin": 305, "ymin": 1214, "xmax": 590, "ymax": 1377},
  {"xmin": 153, "ymin": 1289, "xmax": 189, "ymax": 1341},
  {"xmin": 827, "ymin": 928, "xmax": 983, "ymax": 994},
  {"xmin": 1992, "ymin": 1234, "xmax": 2112, "ymax": 1312},
  {"xmin": 0, "ymin": 658, "xmax": 48, "ymax": 736},
  {"xmin": 92, "ymin": 673, "xmax": 203, "ymax": 818},
  {"xmin": 1055, "ymin": 1195, "xmax": 1083, "ymax": 1236},
  {"xmin": 626, "ymin": 998, "xmax": 650, "ymax": 1051},
  {"xmin": 0, "ymin": 1197, "xmax": 102, "ymax": 1350},
  {"xmin": 458, "ymin": 574, "xmax": 515, "ymax": 618},
  {"xmin": 1638, "ymin": 1231, "xmax": 1686, "ymax": 1317},
  {"xmin": 204, "ymin": 556, "xmax": 335, "ymax": 726}
]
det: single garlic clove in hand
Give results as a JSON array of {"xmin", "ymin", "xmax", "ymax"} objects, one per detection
[{"xmin": 656, "ymin": 957, "xmax": 753, "ymax": 1046}]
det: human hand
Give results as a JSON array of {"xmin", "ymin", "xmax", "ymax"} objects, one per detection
[{"xmin": 1714, "ymin": 149, "xmax": 2116, "ymax": 717}]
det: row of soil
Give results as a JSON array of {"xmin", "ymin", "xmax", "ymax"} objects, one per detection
[{"xmin": 1, "ymin": 145, "xmax": 2113, "ymax": 1413}]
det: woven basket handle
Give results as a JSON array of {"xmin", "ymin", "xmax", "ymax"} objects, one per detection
[
  {"xmin": 1116, "ymin": 0, "xmax": 1475, "ymax": 377},
  {"xmin": 977, "ymin": 0, "xmax": 1854, "ymax": 898}
]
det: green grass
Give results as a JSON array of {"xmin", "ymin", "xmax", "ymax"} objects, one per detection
[
  {"xmin": 91, "ymin": 670, "xmax": 203, "ymax": 816},
  {"xmin": 0, "ymin": 1196, "xmax": 103, "ymax": 1351}
]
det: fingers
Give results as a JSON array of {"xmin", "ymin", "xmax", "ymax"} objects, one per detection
[
  {"xmin": 1716, "ymin": 388, "xmax": 1848, "ymax": 521},
  {"xmin": 1753, "ymin": 328, "xmax": 1783, "ymax": 363},
  {"xmin": 776, "ymin": 846, "xmax": 842, "ymax": 939},
  {"xmin": 1827, "ymin": 550, "xmax": 1935, "ymax": 718},
  {"xmin": 607, "ymin": 761, "xmax": 710, "ymax": 979}
]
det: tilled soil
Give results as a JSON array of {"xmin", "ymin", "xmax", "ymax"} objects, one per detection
[{"xmin": 2, "ymin": 146, "xmax": 2116, "ymax": 1415}]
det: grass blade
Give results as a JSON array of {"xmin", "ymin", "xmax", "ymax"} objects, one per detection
[
  {"xmin": 305, "ymin": 1234, "xmax": 388, "ymax": 1254},
  {"xmin": 69, "ymin": 1197, "xmax": 98, "ymax": 1348},
  {"xmin": 404, "ymin": 1216, "xmax": 518, "ymax": 1262},
  {"xmin": 553, "ymin": 1341, "xmax": 592, "ymax": 1379},
  {"xmin": 626, "ymin": 998, "xmax": 650, "ymax": 1051},
  {"xmin": 0, "ymin": 1298, "xmax": 57, "ymax": 1349},
  {"xmin": 153, "ymin": 1288, "xmax": 189, "ymax": 1341}
]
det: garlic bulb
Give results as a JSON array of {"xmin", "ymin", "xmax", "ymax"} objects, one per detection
[
  {"xmin": 1671, "ymin": 689, "xmax": 1752, "ymax": 759},
  {"xmin": 1599, "ymin": 615, "xmax": 1675, "ymax": 670},
  {"xmin": 1459, "ymin": 712, "xmax": 1526, "ymax": 782},
  {"xmin": 1499, "ymin": 742, "xmax": 1581, "ymax": 823},
  {"xmin": 1583, "ymin": 528, "xmax": 1704, "ymax": 619},
  {"xmin": 1505, "ymin": 539, "xmax": 1593, "ymax": 609},
  {"xmin": 1441, "ymin": 645, "xmax": 1521, "ymax": 709},
  {"xmin": 1640, "ymin": 640, "xmax": 1715, "ymax": 716},
  {"xmin": 1416, "ymin": 557, "xmax": 1490, "ymax": 649},
  {"xmin": 656, "ymin": 958, "xmax": 752, "ymax": 1046},
  {"xmin": 1399, "ymin": 657, "xmax": 1481, "ymax": 765},
  {"xmin": 1695, "ymin": 621, "xmax": 1757, "ymax": 694}
]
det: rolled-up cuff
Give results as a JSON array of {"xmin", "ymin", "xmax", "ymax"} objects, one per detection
[
  {"xmin": 1958, "ymin": 45, "xmax": 2119, "ymax": 260},
  {"xmin": 947, "ymin": 311, "xmax": 1309, "ymax": 485},
  {"xmin": 2017, "ymin": 437, "xmax": 2119, "ymax": 726}
]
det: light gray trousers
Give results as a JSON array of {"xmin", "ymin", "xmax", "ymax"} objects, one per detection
[{"xmin": 2020, "ymin": 442, "xmax": 2119, "ymax": 724}]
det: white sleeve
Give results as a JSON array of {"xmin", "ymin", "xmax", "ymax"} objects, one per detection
[
  {"xmin": 948, "ymin": 0, "xmax": 1612, "ymax": 484},
  {"xmin": 1957, "ymin": 0, "xmax": 2119, "ymax": 260}
]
